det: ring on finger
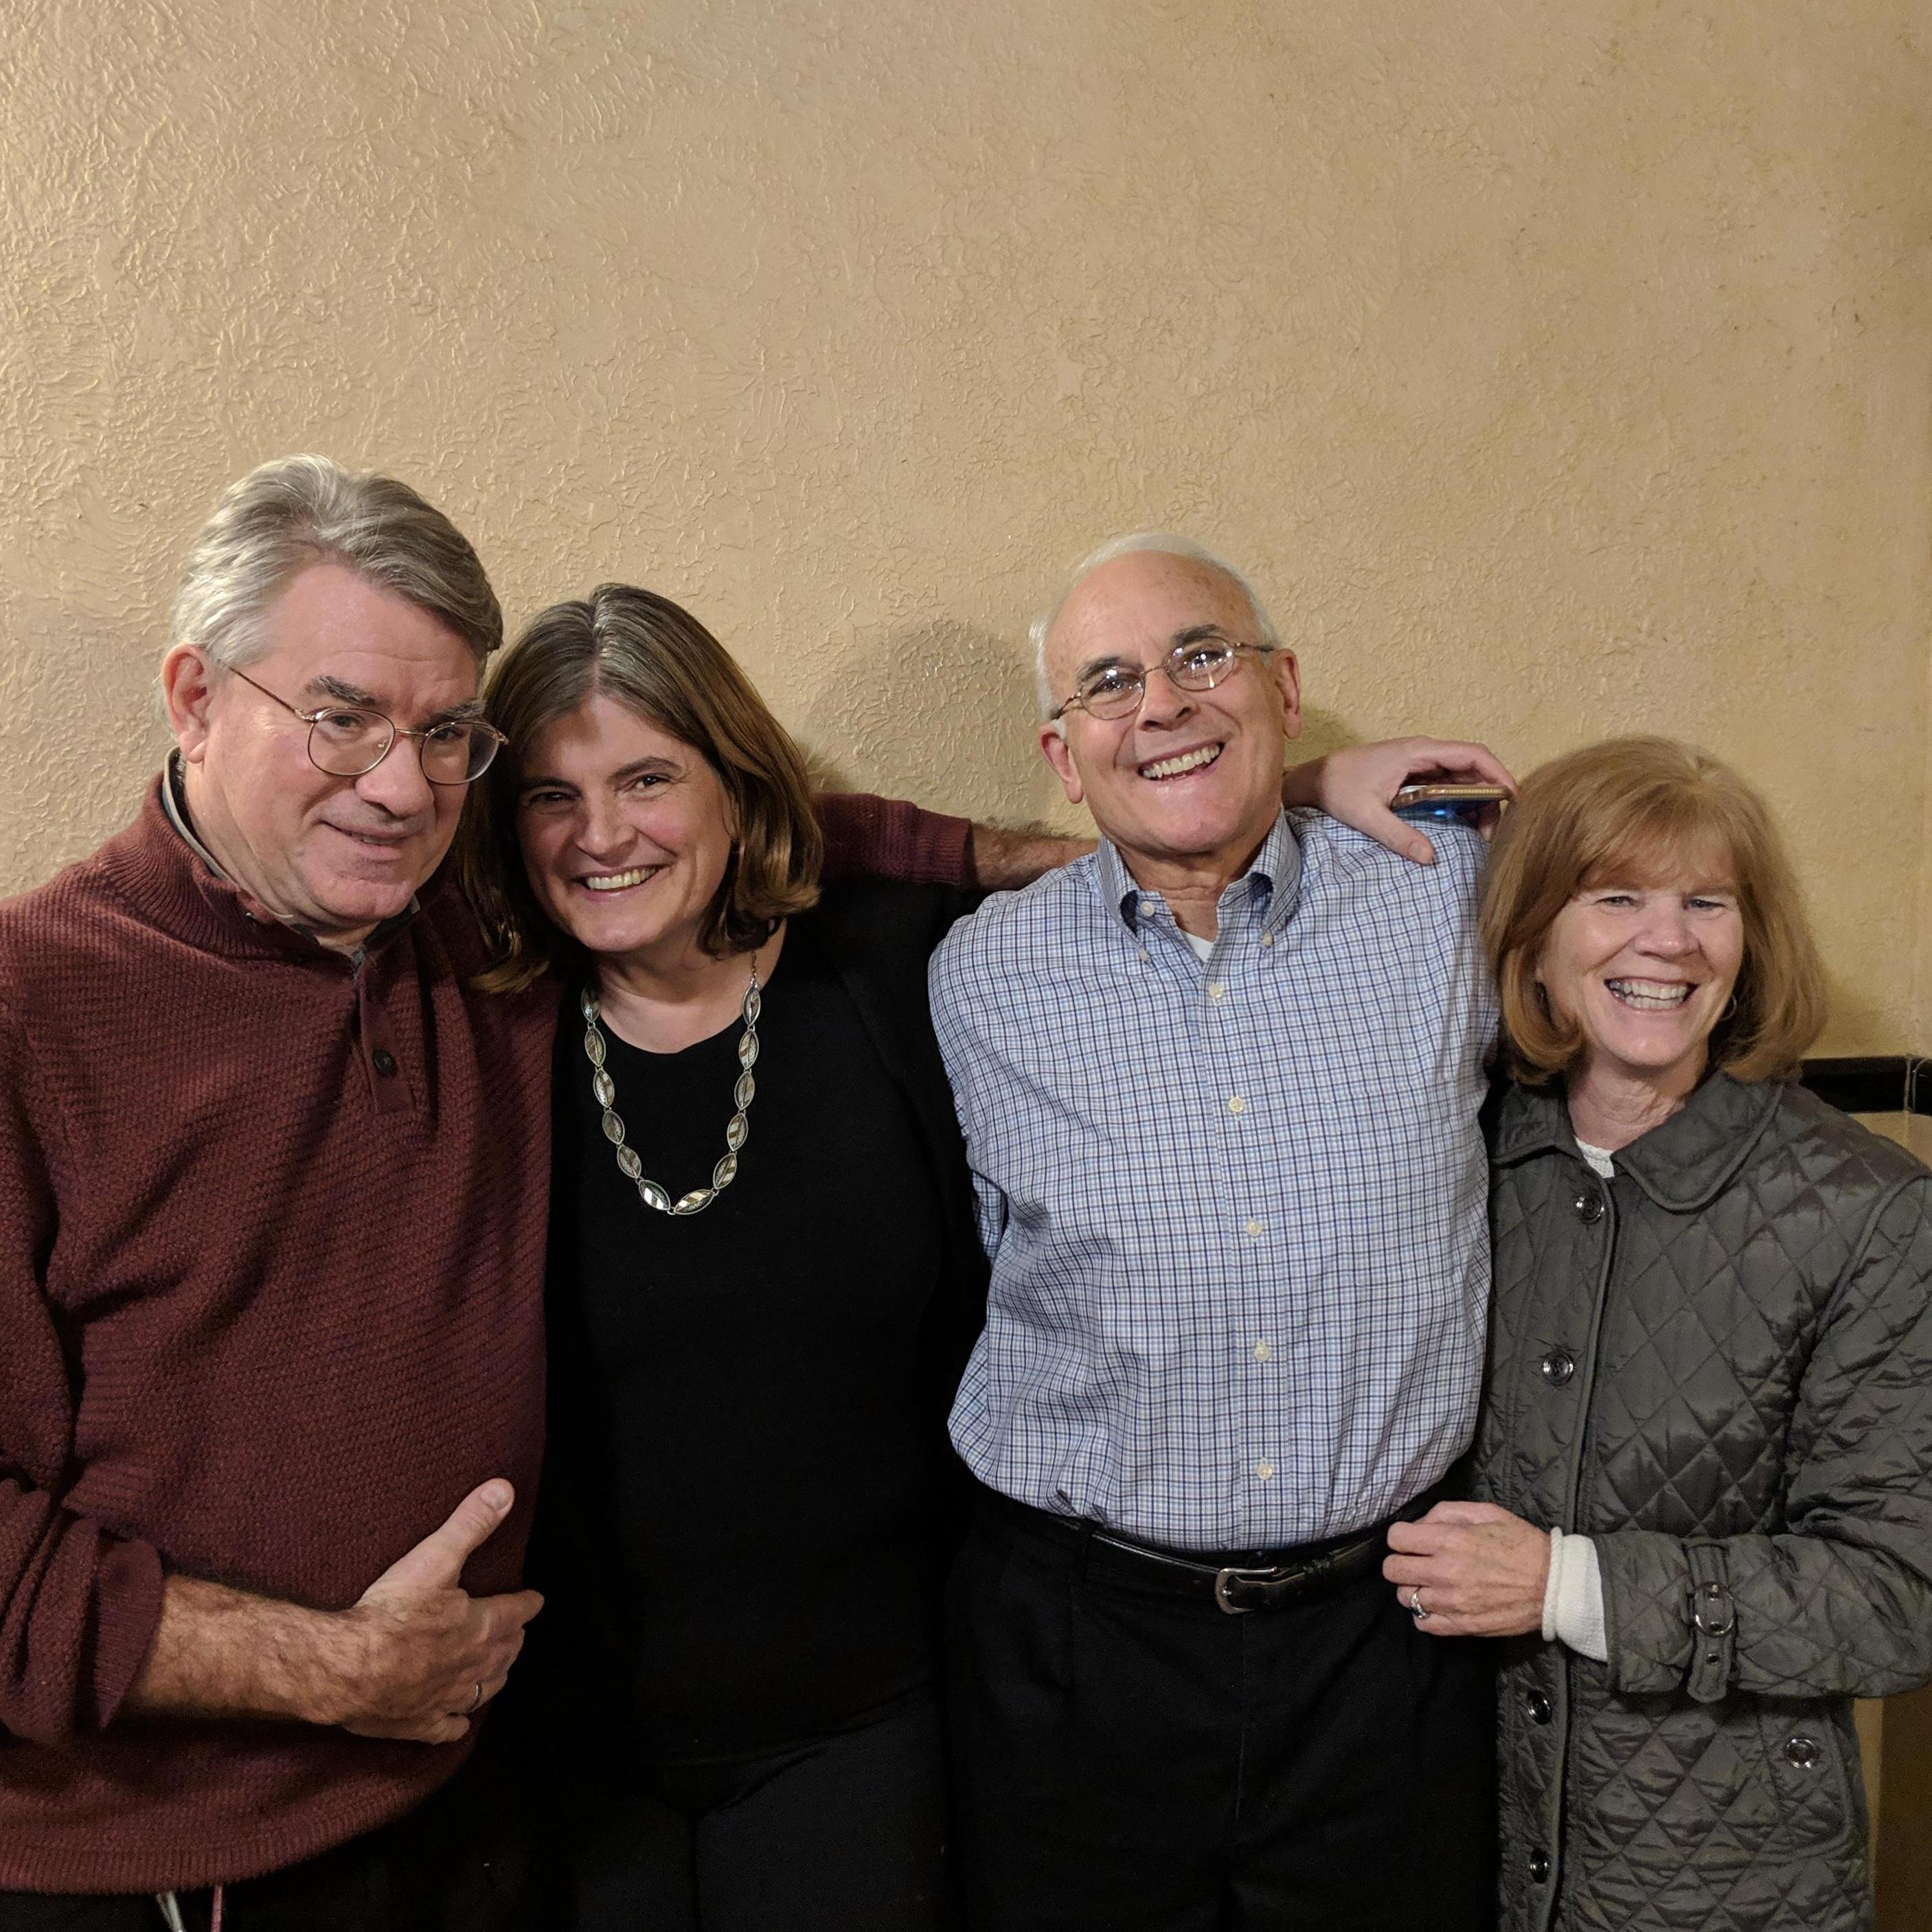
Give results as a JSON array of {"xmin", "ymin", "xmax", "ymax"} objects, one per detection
[
  {"xmin": 466, "ymin": 1680, "xmax": 485, "ymax": 1716},
  {"xmin": 1408, "ymin": 1585, "xmax": 1430, "ymax": 1622}
]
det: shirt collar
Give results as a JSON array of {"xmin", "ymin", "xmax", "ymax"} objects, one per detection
[
  {"xmin": 161, "ymin": 749, "xmax": 231, "ymax": 880},
  {"xmin": 160, "ymin": 751, "xmax": 422, "ymax": 963},
  {"xmin": 1098, "ymin": 808, "xmax": 1304, "ymax": 942}
]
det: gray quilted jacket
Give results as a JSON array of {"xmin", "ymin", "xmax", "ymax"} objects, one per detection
[{"xmin": 1473, "ymin": 1073, "xmax": 1932, "ymax": 1932}]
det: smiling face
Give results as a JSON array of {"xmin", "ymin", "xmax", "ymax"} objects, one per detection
[
  {"xmin": 1038, "ymin": 550, "xmax": 1301, "ymax": 882},
  {"xmin": 1536, "ymin": 850, "xmax": 1747, "ymax": 1098},
  {"xmin": 514, "ymin": 693, "xmax": 737, "ymax": 969},
  {"xmin": 162, "ymin": 561, "xmax": 480, "ymax": 946}
]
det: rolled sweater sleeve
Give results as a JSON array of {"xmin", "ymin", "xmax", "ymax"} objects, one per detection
[
  {"xmin": 0, "ymin": 994, "xmax": 165, "ymax": 1742},
  {"xmin": 816, "ymin": 793, "xmax": 974, "ymax": 889},
  {"xmin": 1598, "ymin": 1176, "xmax": 1932, "ymax": 1703}
]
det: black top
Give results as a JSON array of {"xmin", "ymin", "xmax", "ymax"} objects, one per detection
[{"xmin": 536, "ymin": 883, "xmax": 983, "ymax": 1764}]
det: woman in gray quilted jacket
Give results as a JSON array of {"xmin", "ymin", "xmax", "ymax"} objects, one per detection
[{"xmin": 1380, "ymin": 737, "xmax": 1932, "ymax": 1932}]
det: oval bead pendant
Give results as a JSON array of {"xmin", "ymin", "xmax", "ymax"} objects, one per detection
[{"xmin": 583, "ymin": 965, "xmax": 763, "ymax": 1220}]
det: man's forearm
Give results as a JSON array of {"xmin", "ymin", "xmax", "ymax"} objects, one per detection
[
  {"xmin": 967, "ymin": 822, "xmax": 1091, "ymax": 891},
  {"xmin": 124, "ymin": 1573, "xmax": 359, "ymax": 1725}
]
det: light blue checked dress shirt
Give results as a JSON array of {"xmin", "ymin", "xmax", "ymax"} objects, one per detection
[{"xmin": 929, "ymin": 808, "xmax": 1497, "ymax": 1552}]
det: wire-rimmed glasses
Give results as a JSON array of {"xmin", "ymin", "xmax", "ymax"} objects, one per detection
[
  {"xmin": 1051, "ymin": 633, "xmax": 1277, "ymax": 724},
  {"xmin": 228, "ymin": 666, "xmax": 507, "ymax": 784}
]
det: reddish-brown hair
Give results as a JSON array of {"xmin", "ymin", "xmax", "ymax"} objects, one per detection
[{"xmin": 1480, "ymin": 737, "xmax": 1826, "ymax": 1085}]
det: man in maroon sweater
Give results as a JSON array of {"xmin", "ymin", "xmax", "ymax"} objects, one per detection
[
  {"xmin": 0, "ymin": 457, "xmax": 562, "ymax": 1927},
  {"xmin": 0, "ymin": 455, "xmax": 982, "ymax": 1930}
]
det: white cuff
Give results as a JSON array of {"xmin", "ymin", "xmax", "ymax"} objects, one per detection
[{"xmin": 1541, "ymin": 1527, "xmax": 1609, "ymax": 1662}]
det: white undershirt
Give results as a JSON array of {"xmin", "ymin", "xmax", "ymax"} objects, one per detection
[
  {"xmin": 1573, "ymin": 1137, "xmax": 1617, "ymax": 1179},
  {"xmin": 1181, "ymin": 928, "xmax": 1215, "ymax": 963}
]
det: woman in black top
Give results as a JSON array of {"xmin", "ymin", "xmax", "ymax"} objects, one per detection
[{"xmin": 466, "ymin": 584, "xmax": 981, "ymax": 1931}]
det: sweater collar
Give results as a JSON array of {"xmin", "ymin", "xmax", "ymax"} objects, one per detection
[{"xmin": 1492, "ymin": 1070, "xmax": 1783, "ymax": 1211}]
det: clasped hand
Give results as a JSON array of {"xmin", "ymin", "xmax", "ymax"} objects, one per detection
[
  {"xmin": 1380, "ymin": 1500, "xmax": 1548, "ymax": 1639},
  {"xmin": 329, "ymin": 1479, "xmax": 544, "ymax": 1745}
]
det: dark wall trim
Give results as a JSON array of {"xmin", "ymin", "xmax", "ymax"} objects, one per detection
[{"xmin": 1800, "ymin": 1056, "xmax": 1930, "ymax": 1117}]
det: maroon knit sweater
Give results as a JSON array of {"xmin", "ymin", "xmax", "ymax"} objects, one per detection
[{"xmin": 0, "ymin": 779, "xmax": 968, "ymax": 1893}]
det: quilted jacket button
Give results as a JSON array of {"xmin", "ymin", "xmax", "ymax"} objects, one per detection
[
  {"xmin": 1526, "ymin": 1690, "xmax": 1554, "ymax": 1724},
  {"xmin": 1573, "ymin": 1188, "xmax": 1605, "ymax": 1224},
  {"xmin": 1540, "ymin": 1350, "xmax": 1576, "ymax": 1387},
  {"xmin": 1784, "ymin": 1734, "xmax": 1822, "ymax": 1769},
  {"xmin": 1529, "ymin": 1849, "xmax": 1552, "ymax": 1883}
]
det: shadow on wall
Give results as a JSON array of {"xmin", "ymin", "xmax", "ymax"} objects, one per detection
[
  {"xmin": 1294, "ymin": 707, "xmax": 1365, "ymax": 764},
  {"xmin": 793, "ymin": 618, "xmax": 1064, "ymax": 827}
]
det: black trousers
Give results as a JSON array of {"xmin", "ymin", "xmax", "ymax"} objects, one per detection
[
  {"xmin": 947, "ymin": 1499, "xmax": 1498, "ymax": 1932},
  {"xmin": 560, "ymin": 1687, "xmax": 952, "ymax": 1932},
  {"xmin": 0, "ymin": 1747, "xmax": 536, "ymax": 1932}
]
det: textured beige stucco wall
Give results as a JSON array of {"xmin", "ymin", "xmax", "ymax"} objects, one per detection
[{"xmin": 3, "ymin": 0, "xmax": 1929, "ymax": 1051}]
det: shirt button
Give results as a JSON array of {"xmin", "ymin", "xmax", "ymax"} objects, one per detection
[
  {"xmin": 372, "ymin": 1049, "xmax": 398, "ymax": 1078},
  {"xmin": 1138, "ymin": 948, "xmax": 1150, "ymax": 962},
  {"xmin": 1526, "ymin": 1690, "xmax": 1554, "ymax": 1725},
  {"xmin": 1255, "ymin": 1459, "xmax": 1275, "ymax": 1482},
  {"xmin": 1207, "ymin": 982, "xmax": 1225, "ymax": 1002},
  {"xmin": 1227, "ymin": 1095, "xmax": 1247, "ymax": 1115},
  {"xmin": 1139, "ymin": 898, "xmax": 1157, "ymax": 918},
  {"xmin": 1529, "ymin": 1850, "xmax": 1552, "ymax": 1884},
  {"xmin": 1573, "ymin": 1189, "xmax": 1606, "ymax": 1225},
  {"xmin": 1540, "ymin": 1350, "xmax": 1576, "ymax": 1387},
  {"xmin": 1253, "ymin": 1340, "xmax": 1271, "ymax": 1361},
  {"xmin": 1260, "ymin": 933, "xmax": 1274, "ymax": 947},
  {"xmin": 1245, "ymin": 1218, "xmax": 1263, "ymax": 1238}
]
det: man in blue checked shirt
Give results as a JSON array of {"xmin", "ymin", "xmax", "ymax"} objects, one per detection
[{"xmin": 930, "ymin": 533, "xmax": 1501, "ymax": 1932}]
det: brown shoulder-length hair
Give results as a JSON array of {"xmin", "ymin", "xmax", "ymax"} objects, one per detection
[
  {"xmin": 1480, "ymin": 737, "xmax": 1826, "ymax": 1087},
  {"xmin": 460, "ymin": 584, "xmax": 823, "ymax": 994}
]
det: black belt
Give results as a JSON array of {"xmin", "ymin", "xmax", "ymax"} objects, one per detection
[{"xmin": 979, "ymin": 1484, "xmax": 1440, "ymax": 1615}]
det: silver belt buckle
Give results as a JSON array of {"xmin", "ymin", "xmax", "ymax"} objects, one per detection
[{"xmin": 1214, "ymin": 1563, "xmax": 1288, "ymax": 1614}]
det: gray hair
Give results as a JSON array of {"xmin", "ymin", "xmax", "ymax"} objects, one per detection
[
  {"xmin": 1030, "ymin": 532, "xmax": 1282, "ymax": 723},
  {"xmin": 169, "ymin": 455, "xmax": 503, "ymax": 675}
]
